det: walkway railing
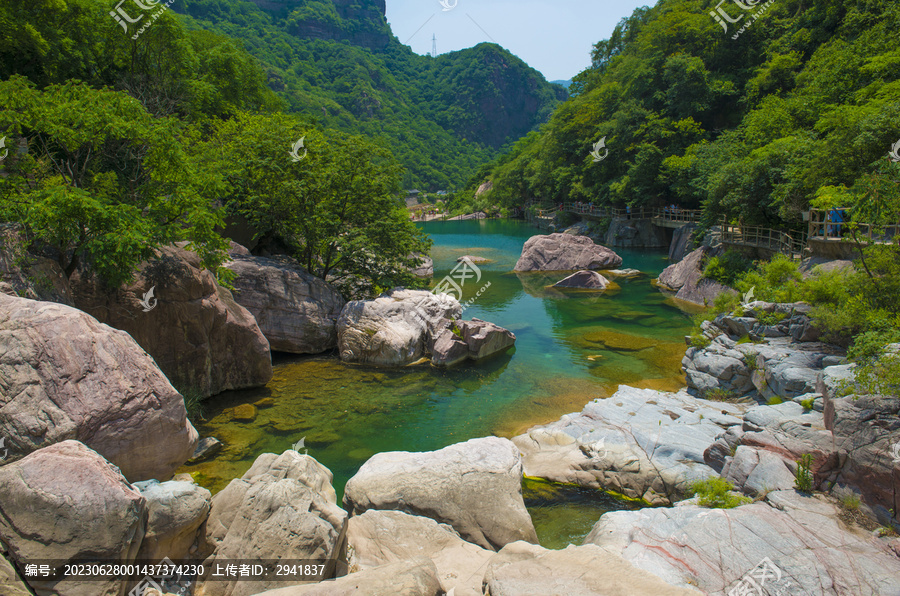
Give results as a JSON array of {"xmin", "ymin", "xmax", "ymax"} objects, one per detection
[
  {"xmin": 807, "ymin": 208, "xmax": 900, "ymax": 243},
  {"xmin": 721, "ymin": 223, "xmax": 806, "ymax": 260}
]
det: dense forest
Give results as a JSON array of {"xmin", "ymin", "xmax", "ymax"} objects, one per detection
[{"xmin": 468, "ymin": 0, "xmax": 900, "ymax": 233}]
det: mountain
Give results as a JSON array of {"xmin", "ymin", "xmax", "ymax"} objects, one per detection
[
  {"xmin": 551, "ymin": 79, "xmax": 573, "ymax": 89},
  {"xmin": 174, "ymin": 0, "xmax": 567, "ymax": 189},
  {"xmin": 476, "ymin": 0, "xmax": 900, "ymax": 230}
]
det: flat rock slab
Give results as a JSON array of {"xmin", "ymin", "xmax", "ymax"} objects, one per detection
[
  {"xmin": 483, "ymin": 541, "xmax": 702, "ymax": 596},
  {"xmin": 343, "ymin": 437, "xmax": 538, "ymax": 551},
  {"xmin": 586, "ymin": 491, "xmax": 900, "ymax": 595},
  {"xmin": 250, "ymin": 558, "xmax": 442, "ymax": 596},
  {"xmin": 514, "ymin": 233, "xmax": 622, "ymax": 271},
  {"xmin": 347, "ymin": 510, "xmax": 492, "ymax": 596},
  {"xmin": 512, "ymin": 386, "xmax": 746, "ymax": 505}
]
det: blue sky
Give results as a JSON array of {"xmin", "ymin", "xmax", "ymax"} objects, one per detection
[{"xmin": 385, "ymin": 0, "xmax": 653, "ymax": 82}]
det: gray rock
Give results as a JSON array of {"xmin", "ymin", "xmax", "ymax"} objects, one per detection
[
  {"xmin": 668, "ymin": 223, "xmax": 698, "ymax": 262},
  {"xmin": 605, "ymin": 268, "xmax": 642, "ymax": 278},
  {"xmin": 0, "ymin": 441, "xmax": 147, "ymax": 596},
  {"xmin": 337, "ymin": 288, "xmax": 461, "ymax": 366},
  {"xmin": 0, "ymin": 554, "xmax": 30, "ymax": 596},
  {"xmin": 603, "ymin": 218, "xmax": 668, "ymax": 248},
  {"xmin": 189, "ymin": 437, "xmax": 224, "ymax": 463},
  {"xmin": 0, "ymin": 293, "xmax": 198, "ymax": 481},
  {"xmin": 585, "ymin": 491, "xmax": 900, "ymax": 595},
  {"xmin": 347, "ymin": 510, "xmax": 492, "ymax": 596},
  {"xmin": 71, "ymin": 243, "xmax": 273, "ymax": 400},
  {"xmin": 430, "ymin": 318, "xmax": 516, "ymax": 367},
  {"xmin": 722, "ymin": 446, "xmax": 796, "ymax": 497},
  {"xmin": 483, "ymin": 541, "xmax": 701, "ymax": 595},
  {"xmin": 512, "ymin": 386, "xmax": 746, "ymax": 505},
  {"xmin": 343, "ymin": 437, "xmax": 537, "ymax": 551},
  {"xmin": 225, "ymin": 254, "xmax": 345, "ymax": 354},
  {"xmin": 657, "ymin": 247, "xmax": 735, "ymax": 306},
  {"xmin": 514, "ymin": 233, "xmax": 622, "ymax": 271},
  {"xmin": 410, "ymin": 253, "xmax": 434, "ymax": 278},
  {"xmin": 249, "ymin": 557, "xmax": 442, "ymax": 596},
  {"xmin": 133, "ymin": 479, "xmax": 211, "ymax": 562},
  {"xmin": 201, "ymin": 451, "xmax": 347, "ymax": 596},
  {"xmin": 552, "ymin": 270, "xmax": 611, "ymax": 290},
  {"xmin": 703, "ymin": 427, "xmax": 744, "ymax": 473},
  {"xmin": 457, "ymin": 255, "xmax": 492, "ymax": 264}
]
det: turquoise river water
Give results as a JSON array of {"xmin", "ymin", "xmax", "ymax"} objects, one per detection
[{"xmin": 183, "ymin": 219, "xmax": 695, "ymax": 548}]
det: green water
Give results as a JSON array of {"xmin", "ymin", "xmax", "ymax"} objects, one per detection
[{"xmin": 184, "ymin": 219, "xmax": 694, "ymax": 549}]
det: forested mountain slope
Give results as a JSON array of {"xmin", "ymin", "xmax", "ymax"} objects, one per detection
[
  {"xmin": 174, "ymin": 0, "xmax": 566, "ymax": 189},
  {"xmin": 474, "ymin": 0, "xmax": 899, "ymax": 231}
]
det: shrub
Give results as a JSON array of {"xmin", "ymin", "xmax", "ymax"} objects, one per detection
[
  {"xmin": 702, "ymin": 250, "xmax": 752, "ymax": 286},
  {"xmin": 743, "ymin": 352, "xmax": 758, "ymax": 372},
  {"xmin": 794, "ymin": 453, "xmax": 813, "ymax": 493},
  {"xmin": 735, "ymin": 254, "xmax": 803, "ymax": 303},
  {"xmin": 840, "ymin": 493, "xmax": 861, "ymax": 511},
  {"xmin": 706, "ymin": 388, "xmax": 736, "ymax": 401},
  {"xmin": 800, "ymin": 397, "xmax": 815, "ymax": 411},
  {"xmin": 689, "ymin": 333, "xmax": 711, "ymax": 349},
  {"xmin": 690, "ymin": 477, "xmax": 751, "ymax": 509}
]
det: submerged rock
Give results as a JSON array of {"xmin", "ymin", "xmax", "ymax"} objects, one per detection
[
  {"xmin": 552, "ymin": 270, "xmax": 611, "ymax": 290},
  {"xmin": 189, "ymin": 437, "xmax": 224, "ymax": 463},
  {"xmin": 585, "ymin": 491, "xmax": 900, "ymax": 595},
  {"xmin": 343, "ymin": 437, "xmax": 538, "ymax": 551},
  {"xmin": 512, "ymin": 386, "xmax": 745, "ymax": 505},
  {"xmin": 72, "ymin": 243, "xmax": 272, "ymax": 399},
  {"xmin": 514, "ymin": 233, "xmax": 622, "ymax": 272},
  {"xmin": 347, "ymin": 509, "xmax": 492, "ymax": 595},
  {"xmin": 225, "ymin": 253, "xmax": 345, "ymax": 354},
  {"xmin": 0, "ymin": 441, "xmax": 147, "ymax": 596},
  {"xmin": 482, "ymin": 541, "xmax": 702, "ymax": 595},
  {"xmin": 0, "ymin": 293, "xmax": 198, "ymax": 481},
  {"xmin": 430, "ymin": 318, "xmax": 516, "ymax": 367}
]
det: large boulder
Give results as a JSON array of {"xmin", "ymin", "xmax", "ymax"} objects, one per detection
[
  {"xmin": 337, "ymin": 288, "xmax": 461, "ymax": 366},
  {"xmin": 0, "ymin": 225, "xmax": 73, "ymax": 305},
  {"xmin": 603, "ymin": 218, "xmax": 668, "ymax": 248},
  {"xmin": 482, "ymin": 541, "xmax": 701, "ymax": 596},
  {"xmin": 0, "ymin": 293, "xmax": 198, "ymax": 481},
  {"xmin": 0, "ymin": 554, "xmax": 31, "ymax": 596},
  {"xmin": 430, "ymin": 318, "xmax": 516, "ymax": 367},
  {"xmin": 347, "ymin": 510, "xmax": 492, "ymax": 596},
  {"xmin": 343, "ymin": 437, "xmax": 538, "ymax": 551},
  {"xmin": 512, "ymin": 386, "xmax": 746, "ymax": 505},
  {"xmin": 656, "ymin": 247, "xmax": 734, "ymax": 306},
  {"xmin": 682, "ymin": 332, "xmax": 757, "ymax": 398},
  {"xmin": 0, "ymin": 441, "xmax": 147, "ymax": 596},
  {"xmin": 668, "ymin": 223, "xmax": 698, "ymax": 262},
  {"xmin": 200, "ymin": 450, "xmax": 347, "ymax": 596},
  {"xmin": 72, "ymin": 243, "xmax": 272, "ymax": 399},
  {"xmin": 552, "ymin": 270, "xmax": 611, "ymax": 290},
  {"xmin": 586, "ymin": 491, "xmax": 900, "ymax": 595},
  {"xmin": 514, "ymin": 233, "xmax": 622, "ymax": 272},
  {"xmin": 249, "ymin": 558, "xmax": 442, "ymax": 596},
  {"xmin": 225, "ymin": 253, "xmax": 344, "ymax": 354},
  {"xmin": 826, "ymin": 393, "xmax": 900, "ymax": 525},
  {"xmin": 134, "ymin": 479, "xmax": 212, "ymax": 562}
]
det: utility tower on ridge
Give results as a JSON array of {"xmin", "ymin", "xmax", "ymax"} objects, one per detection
[{"xmin": 432, "ymin": 34, "xmax": 437, "ymax": 58}]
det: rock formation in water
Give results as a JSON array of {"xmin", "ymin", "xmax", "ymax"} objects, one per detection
[
  {"xmin": 514, "ymin": 233, "xmax": 622, "ymax": 272},
  {"xmin": 551, "ymin": 270, "xmax": 611, "ymax": 290},
  {"xmin": 656, "ymin": 246, "xmax": 735, "ymax": 306},
  {"xmin": 0, "ymin": 293, "xmax": 198, "ymax": 481},
  {"xmin": 71, "ymin": 243, "xmax": 273, "ymax": 399}
]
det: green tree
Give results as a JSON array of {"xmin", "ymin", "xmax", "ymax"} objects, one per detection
[
  {"xmin": 0, "ymin": 76, "xmax": 229, "ymax": 286},
  {"xmin": 206, "ymin": 112, "xmax": 431, "ymax": 294}
]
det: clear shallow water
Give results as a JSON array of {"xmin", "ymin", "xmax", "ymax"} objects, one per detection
[{"xmin": 182, "ymin": 219, "xmax": 694, "ymax": 548}]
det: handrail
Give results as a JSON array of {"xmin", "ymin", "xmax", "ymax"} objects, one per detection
[{"xmin": 721, "ymin": 222, "xmax": 806, "ymax": 260}]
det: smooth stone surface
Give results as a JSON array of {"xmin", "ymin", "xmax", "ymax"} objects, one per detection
[
  {"xmin": 226, "ymin": 254, "xmax": 345, "ymax": 354},
  {"xmin": 586, "ymin": 491, "xmax": 900, "ymax": 595},
  {"xmin": 657, "ymin": 247, "xmax": 734, "ymax": 306},
  {"xmin": 0, "ymin": 441, "xmax": 147, "ymax": 596},
  {"xmin": 343, "ymin": 437, "xmax": 538, "ymax": 551},
  {"xmin": 133, "ymin": 479, "xmax": 211, "ymax": 562},
  {"xmin": 201, "ymin": 451, "xmax": 347, "ymax": 596},
  {"xmin": 512, "ymin": 386, "xmax": 746, "ymax": 505},
  {"xmin": 514, "ymin": 233, "xmax": 622, "ymax": 272},
  {"xmin": 347, "ymin": 509, "xmax": 492, "ymax": 596},
  {"xmin": 249, "ymin": 558, "xmax": 442, "ymax": 596},
  {"xmin": 483, "ymin": 541, "xmax": 702, "ymax": 596},
  {"xmin": 552, "ymin": 270, "xmax": 611, "ymax": 290},
  {"xmin": 0, "ymin": 293, "xmax": 198, "ymax": 481},
  {"xmin": 337, "ymin": 288, "xmax": 461, "ymax": 366},
  {"xmin": 71, "ymin": 243, "xmax": 273, "ymax": 399},
  {"xmin": 190, "ymin": 437, "xmax": 224, "ymax": 463}
]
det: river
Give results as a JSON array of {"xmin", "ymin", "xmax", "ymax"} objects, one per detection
[{"xmin": 183, "ymin": 219, "xmax": 694, "ymax": 548}]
